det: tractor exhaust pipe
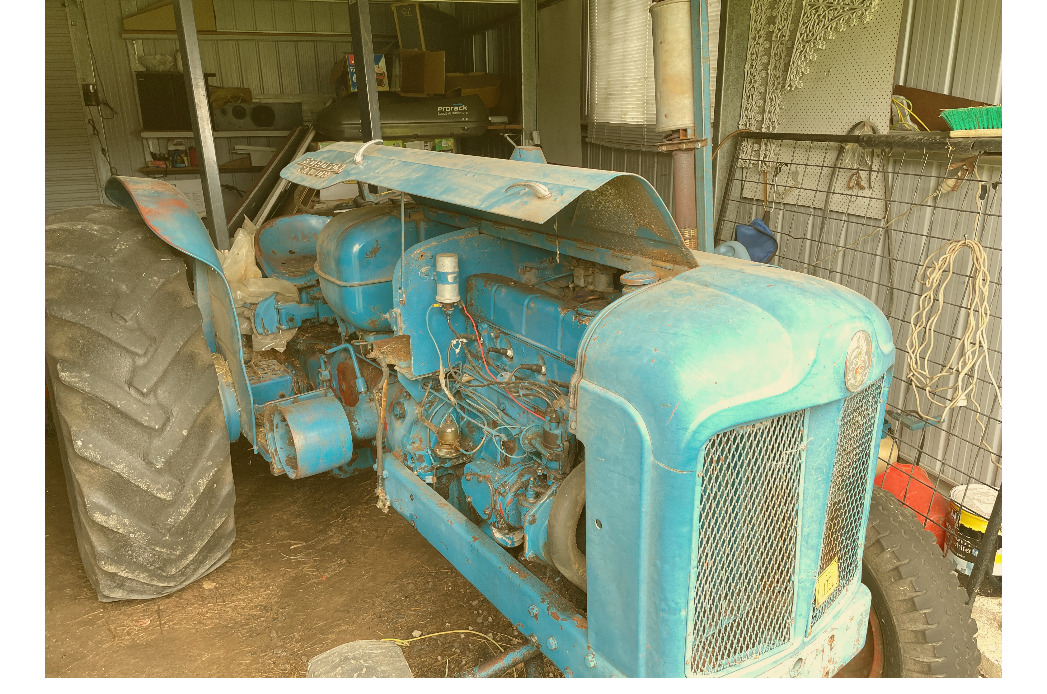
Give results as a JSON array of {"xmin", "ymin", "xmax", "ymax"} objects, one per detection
[{"xmin": 456, "ymin": 642, "xmax": 540, "ymax": 678}]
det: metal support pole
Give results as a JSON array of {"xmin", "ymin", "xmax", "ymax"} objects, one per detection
[
  {"xmin": 456, "ymin": 642, "xmax": 540, "ymax": 678},
  {"xmin": 966, "ymin": 485, "xmax": 1002, "ymax": 602},
  {"xmin": 172, "ymin": 0, "xmax": 228, "ymax": 250},
  {"xmin": 691, "ymin": 0, "xmax": 715, "ymax": 252},
  {"xmin": 520, "ymin": 0, "xmax": 538, "ymax": 146},
  {"xmin": 347, "ymin": 0, "xmax": 382, "ymax": 143}
]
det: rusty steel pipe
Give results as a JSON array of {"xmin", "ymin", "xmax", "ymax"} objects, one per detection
[
  {"xmin": 457, "ymin": 642, "xmax": 540, "ymax": 678},
  {"xmin": 673, "ymin": 149, "xmax": 698, "ymax": 246}
]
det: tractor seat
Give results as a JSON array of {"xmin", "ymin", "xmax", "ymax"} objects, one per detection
[{"xmin": 255, "ymin": 213, "xmax": 330, "ymax": 286}]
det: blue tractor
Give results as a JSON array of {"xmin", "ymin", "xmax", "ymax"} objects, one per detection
[{"xmin": 45, "ymin": 143, "xmax": 978, "ymax": 677}]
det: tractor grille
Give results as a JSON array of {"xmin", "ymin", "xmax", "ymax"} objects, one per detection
[
  {"xmin": 688, "ymin": 410, "xmax": 808, "ymax": 676},
  {"xmin": 809, "ymin": 376, "xmax": 886, "ymax": 629}
]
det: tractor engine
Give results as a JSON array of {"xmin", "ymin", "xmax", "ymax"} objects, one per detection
[{"xmin": 206, "ymin": 143, "xmax": 894, "ymax": 677}]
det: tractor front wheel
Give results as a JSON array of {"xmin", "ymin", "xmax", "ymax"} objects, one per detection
[
  {"xmin": 45, "ymin": 206, "xmax": 236, "ymax": 601},
  {"xmin": 852, "ymin": 487, "xmax": 980, "ymax": 677}
]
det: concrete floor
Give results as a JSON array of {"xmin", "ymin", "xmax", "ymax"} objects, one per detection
[
  {"xmin": 45, "ymin": 428, "xmax": 1001, "ymax": 677},
  {"xmin": 973, "ymin": 594, "xmax": 1003, "ymax": 677}
]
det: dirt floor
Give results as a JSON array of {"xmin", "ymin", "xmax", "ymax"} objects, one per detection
[
  {"xmin": 45, "ymin": 427, "xmax": 1002, "ymax": 678},
  {"xmin": 44, "ymin": 434, "xmax": 538, "ymax": 678}
]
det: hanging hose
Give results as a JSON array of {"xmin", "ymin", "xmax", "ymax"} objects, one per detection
[{"xmin": 547, "ymin": 461, "xmax": 586, "ymax": 591}]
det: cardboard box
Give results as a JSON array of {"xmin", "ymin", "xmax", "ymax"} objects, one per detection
[
  {"xmin": 331, "ymin": 54, "xmax": 388, "ymax": 98},
  {"xmin": 319, "ymin": 181, "xmax": 360, "ymax": 202},
  {"xmin": 396, "ymin": 138, "xmax": 455, "ymax": 152},
  {"xmin": 445, "ymin": 73, "xmax": 501, "ymax": 109},
  {"xmin": 233, "ymin": 145, "xmax": 276, "ymax": 167},
  {"xmin": 399, "ymin": 50, "xmax": 445, "ymax": 96},
  {"xmin": 169, "ymin": 178, "xmax": 206, "ymax": 217},
  {"xmin": 393, "ymin": 2, "xmax": 459, "ymax": 53},
  {"xmin": 349, "ymin": 54, "xmax": 389, "ymax": 92},
  {"xmin": 430, "ymin": 138, "xmax": 454, "ymax": 152}
]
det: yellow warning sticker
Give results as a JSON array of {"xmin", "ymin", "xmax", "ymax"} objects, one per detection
[{"xmin": 815, "ymin": 559, "xmax": 840, "ymax": 606}]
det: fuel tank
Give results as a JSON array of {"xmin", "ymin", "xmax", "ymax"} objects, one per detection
[{"xmin": 315, "ymin": 207, "xmax": 418, "ymax": 332}]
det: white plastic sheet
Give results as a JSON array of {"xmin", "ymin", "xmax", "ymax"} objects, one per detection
[{"xmin": 218, "ymin": 219, "xmax": 299, "ymax": 351}]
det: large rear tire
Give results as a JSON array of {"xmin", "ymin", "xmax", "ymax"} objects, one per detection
[
  {"xmin": 859, "ymin": 487, "xmax": 980, "ymax": 677},
  {"xmin": 45, "ymin": 205, "xmax": 235, "ymax": 601}
]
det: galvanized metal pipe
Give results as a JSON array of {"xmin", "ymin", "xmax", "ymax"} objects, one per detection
[
  {"xmin": 690, "ymin": 0, "xmax": 715, "ymax": 252},
  {"xmin": 520, "ymin": 0, "xmax": 538, "ymax": 146},
  {"xmin": 651, "ymin": 0, "xmax": 695, "ymax": 133},
  {"xmin": 457, "ymin": 642, "xmax": 540, "ymax": 678},
  {"xmin": 172, "ymin": 0, "xmax": 228, "ymax": 249},
  {"xmin": 966, "ymin": 484, "xmax": 1002, "ymax": 602},
  {"xmin": 731, "ymin": 130, "xmax": 1002, "ymax": 154},
  {"xmin": 347, "ymin": 0, "xmax": 382, "ymax": 142}
]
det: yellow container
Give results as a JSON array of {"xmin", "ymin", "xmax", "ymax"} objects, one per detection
[{"xmin": 945, "ymin": 484, "xmax": 1001, "ymax": 577}]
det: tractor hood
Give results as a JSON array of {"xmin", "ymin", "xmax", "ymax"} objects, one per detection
[{"xmin": 281, "ymin": 143, "xmax": 697, "ymax": 271}]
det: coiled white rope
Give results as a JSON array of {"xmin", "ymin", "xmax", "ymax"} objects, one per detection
[{"xmin": 905, "ymin": 235, "xmax": 1002, "ymax": 463}]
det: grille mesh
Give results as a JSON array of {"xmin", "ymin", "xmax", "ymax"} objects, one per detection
[
  {"xmin": 809, "ymin": 376, "xmax": 885, "ymax": 627},
  {"xmin": 688, "ymin": 410, "xmax": 807, "ymax": 675}
]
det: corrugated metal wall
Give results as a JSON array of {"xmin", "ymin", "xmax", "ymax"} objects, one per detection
[
  {"xmin": 448, "ymin": 3, "xmax": 521, "ymax": 160},
  {"xmin": 717, "ymin": 138, "xmax": 1002, "ymax": 490},
  {"xmin": 582, "ymin": 0, "xmax": 722, "ymax": 217},
  {"xmin": 890, "ymin": 0, "xmax": 1003, "ymax": 489},
  {"xmin": 709, "ymin": 0, "xmax": 1005, "ymax": 491},
  {"xmin": 75, "ymin": 1, "xmax": 516, "ymax": 207},
  {"xmin": 123, "ymin": 0, "xmax": 382, "ymax": 110},
  {"xmin": 46, "ymin": 0, "xmax": 104, "ymax": 214},
  {"xmin": 894, "ymin": 0, "xmax": 1002, "ymax": 104},
  {"xmin": 76, "ymin": 1, "xmax": 400, "ymax": 206}
]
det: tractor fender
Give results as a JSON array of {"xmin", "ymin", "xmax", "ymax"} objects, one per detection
[{"xmin": 104, "ymin": 176, "xmax": 256, "ymax": 447}]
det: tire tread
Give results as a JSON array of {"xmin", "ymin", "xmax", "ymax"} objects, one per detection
[
  {"xmin": 46, "ymin": 205, "xmax": 235, "ymax": 601},
  {"xmin": 862, "ymin": 487, "xmax": 980, "ymax": 677}
]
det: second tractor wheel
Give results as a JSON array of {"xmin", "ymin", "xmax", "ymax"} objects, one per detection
[
  {"xmin": 851, "ymin": 487, "xmax": 981, "ymax": 677},
  {"xmin": 45, "ymin": 205, "xmax": 236, "ymax": 601}
]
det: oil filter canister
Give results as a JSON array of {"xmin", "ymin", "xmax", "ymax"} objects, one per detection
[{"xmin": 436, "ymin": 253, "xmax": 460, "ymax": 305}]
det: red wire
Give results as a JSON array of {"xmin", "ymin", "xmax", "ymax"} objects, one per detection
[{"xmin": 459, "ymin": 302, "xmax": 546, "ymax": 421}]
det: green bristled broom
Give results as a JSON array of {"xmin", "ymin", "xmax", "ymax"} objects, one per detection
[{"xmin": 940, "ymin": 105, "xmax": 1001, "ymax": 137}]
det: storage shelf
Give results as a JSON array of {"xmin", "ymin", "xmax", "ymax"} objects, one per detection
[
  {"xmin": 140, "ymin": 130, "xmax": 293, "ymax": 139},
  {"xmin": 138, "ymin": 164, "xmax": 264, "ymax": 176},
  {"xmin": 122, "ymin": 30, "xmax": 373, "ymax": 43}
]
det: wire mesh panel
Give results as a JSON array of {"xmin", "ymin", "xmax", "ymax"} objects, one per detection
[
  {"xmin": 689, "ymin": 410, "xmax": 807, "ymax": 675},
  {"xmin": 810, "ymin": 376, "xmax": 886, "ymax": 628},
  {"xmin": 715, "ymin": 132, "xmax": 1002, "ymax": 526}
]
